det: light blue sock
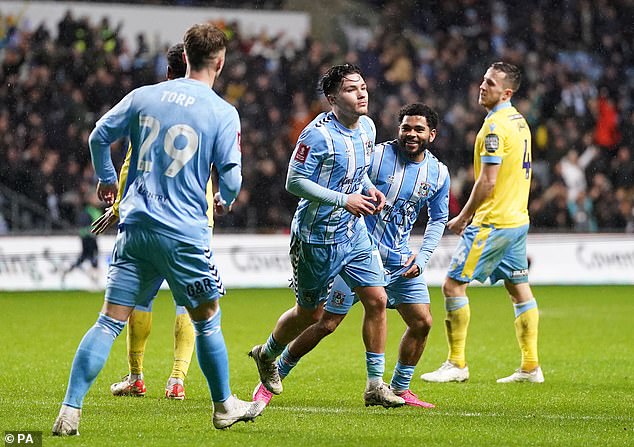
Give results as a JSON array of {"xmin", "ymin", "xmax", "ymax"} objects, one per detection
[
  {"xmin": 63, "ymin": 313, "xmax": 125, "ymax": 409},
  {"xmin": 277, "ymin": 347, "xmax": 300, "ymax": 379},
  {"xmin": 366, "ymin": 351, "xmax": 385, "ymax": 382},
  {"xmin": 262, "ymin": 333, "xmax": 285, "ymax": 360},
  {"xmin": 193, "ymin": 309, "xmax": 231, "ymax": 403},
  {"xmin": 513, "ymin": 299, "xmax": 537, "ymax": 318},
  {"xmin": 390, "ymin": 361, "xmax": 415, "ymax": 392}
]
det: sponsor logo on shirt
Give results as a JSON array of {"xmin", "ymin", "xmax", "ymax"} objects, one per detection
[{"xmin": 294, "ymin": 143, "xmax": 310, "ymax": 163}]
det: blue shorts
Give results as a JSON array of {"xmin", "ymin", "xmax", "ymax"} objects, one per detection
[
  {"xmin": 447, "ymin": 224, "xmax": 529, "ymax": 284},
  {"xmin": 325, "ymin": 263, "xmax": 430, "ymax": 315},
  {"xmin": 290, "ymin": 228, "xmax": 387, "ymax": 309},
  {"xmin": 105, "ymin": 224, "xmax": 225, "ymax": 309},
  {"xmin": 133, "ymin": 228, "xmax": 216, "ymax": 315}
]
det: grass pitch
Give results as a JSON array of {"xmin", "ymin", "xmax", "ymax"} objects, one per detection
[{"xmin": 1, "ymin": 286, "xmax": 633, "ymax": 446}]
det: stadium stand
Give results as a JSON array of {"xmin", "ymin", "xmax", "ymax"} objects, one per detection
[{"xmin": 0, "ymin": 0, "xmax": 632, "ymax": 234}]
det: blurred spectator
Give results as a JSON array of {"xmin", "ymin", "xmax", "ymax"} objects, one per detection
[{"xmin": 1, "ymin": 1, "xmax": 633, "ymax": 234}]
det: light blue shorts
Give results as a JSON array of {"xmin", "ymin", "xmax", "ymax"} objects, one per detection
[
  {"xmin": 447, "ymin": 224, "xmax": 529, "ymax": 284},
  {"xmin": 325, "ymin": 263, "xmax": 430, "ymax": 315},
  {"xmin": 290, "ymin": 229, "xmax": 387, "ymax": 309},
  {"xmin": 133, "ymin": 228, "xmax": 216, "ymax": 315},
  {"xmin": 105, "ymin": 225, "xmax": 225, "ymax": 309}
]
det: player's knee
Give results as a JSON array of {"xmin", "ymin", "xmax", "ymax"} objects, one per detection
[
  {"xmin": 317, "ymin": 318, "xmax": 339, "ymax": 336},
  {"xmin": 359, "ymin": 291, "xmax": 387, "ymax": 313},
  {"xmin": 442, "ymin": 279, "xmax": 461, "ymax": 298},
  {"xmin": 409, "ymin": 313, "xmax": 432, "ymax": 337}
]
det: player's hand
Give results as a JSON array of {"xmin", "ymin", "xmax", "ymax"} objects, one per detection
[
  {"xmin": 367, "ymin": 188, "xmax": 386, "ymax": 214},
  {"xmin": 214, "ymin": 192, "xmax": 232, "ymax": 216},
  {"xmin": 91, "ymin": 207, "xmax": 118, "ymax": 235},
  {"xmin": 447, "ymin": 215, "xmax": 470, "ymax": 235},
  {"xmin": 344, "ymin": 193, "xmax": 377, "ymax": 217},
  {"xmin": 96, "ymin": 181, "xmax": 118, "ymax": 206},
  {"xmin": 402, "ymin": 254, "xmax": 421, "ymax": 278}
]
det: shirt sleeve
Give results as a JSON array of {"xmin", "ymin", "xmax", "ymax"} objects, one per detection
[
  {"xmin": 285, "ymin": 125, "xmax": 347, "ymax": 206},
  {"xmin": 361, "ymin": 172, "xmax": 375, "ymax": 194},
  {"xmin": 287, "ymin": 126, "xmax": 328, "ymax": 178},
  {"xmin": 286, "ymin": 168, "xmax": 347, "ymax": 207},
  {"xmin": 213, "ymin": 107, "xmax": 242, "ymax": 206},
  {"xmin": 480, "ymin": 119, "xmax": 504, "ymax": 165},
  {"xmin": 89, "ymin": 91, "xmax": 135, "ymax": 184},
  {"xmin": 415, "ymin": 169, "xmax": 450, "ymax": 272}
]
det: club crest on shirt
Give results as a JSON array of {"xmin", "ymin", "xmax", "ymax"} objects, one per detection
[
  {"xmin": 365, "ymin": 140, "xmax": 373, "ymax": 156},
  {"xmin": 417, "ymin": 182, "xmax": 432, "ymax": 197},
  {"xmin": 387, "ymin": 175, "xmax": 395, "ymax": 184},
  {"xmin": 294, "ymin": 143, "xmax": 310, "ymax": 163},
  {"xmin": 484, "ymin": 133, "xmax": 499, "ymax": 153}
]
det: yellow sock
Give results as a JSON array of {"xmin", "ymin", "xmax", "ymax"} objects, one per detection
[
  {"xmin": 127, "ymin": 310, "xmax": 152, "ymax": 375},
  {"xmin": 515, "ymin": 307, "xmax": 539, "ymax": 371},
  {"xmin": 170, "ymin": 313, "xmax": 195, "ymax": 379},
  {"xmin": 445, "ymin": 300, "xmax": 470, "ymax": 369}
]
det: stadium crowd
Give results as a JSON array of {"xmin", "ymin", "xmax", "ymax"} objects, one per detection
[{"xmin": 0, "ymin": 0, "xmax": 632, "ymax": 233}]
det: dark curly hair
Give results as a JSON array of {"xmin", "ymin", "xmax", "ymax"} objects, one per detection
[{"xmin": 398, "ymin": 103, "xmax": 439, "ymax": 130}]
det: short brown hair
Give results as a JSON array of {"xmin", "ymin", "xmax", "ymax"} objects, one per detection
[
  {"xmin": 183, "ymin": 24, "xmax": 227, "ymax": 71},
  {"xmin": 490, "ymin": 61, "xmax": 521, "ymax": 92}
]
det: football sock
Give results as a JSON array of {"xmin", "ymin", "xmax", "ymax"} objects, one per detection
[
  {"xmin": 445, "ymin": 296, "xmax": 470, "ymax": 369},
  {"xmin": 63, "ymin": 313, "xmax": 125, "ymax": 408},
  {"xmin": 513, "ymin": 299, "xmax": 539, "ymax": 371},
  {"xmin": 277, "ymin": 347, "xmax": 300, "ymax": 379},
  {"xmin": 171, "ymin": 312, "xmax": 195, "ymax": 380},
  {"xmin": 192, "ymin": 308, "xmax": 231, "ymax": 403},
  {"xmin": 127, "ymin": 310, "xmax": 152, "ymax": 375},
  {"xmin": 390, "ymin": 361, "xmax": 416, "ymax": 392},
  {"xmin": 262, "ymin": 333, "xmax": 285, "ymax": 360},
  {"xmin": 366, "ymin": 351, "xmax": 385, "ymax": 386}
]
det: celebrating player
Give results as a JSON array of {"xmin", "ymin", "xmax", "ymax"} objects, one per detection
[
  {"xmin": 92, "ymin": 43, "xmax": 205, "ymax": 401},
  {"xmin": 421, "ymin": 62, "xmax": 544, "ymax": 384},
  {"xmin": 253, "ymin": 103, "xmax": 449, "ymax": 408},
  {"xmin": 249, "ymin": 64, "xmax": 405, "ymax": 408},
  {"xmin": 52, "ymin": 24, "xmax": 264, "ymax": 436}
]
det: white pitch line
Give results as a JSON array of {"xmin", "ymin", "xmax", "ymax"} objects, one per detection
[{"xmin": 268, "ymin": 406, "xmax": 633, "ymax": 422}]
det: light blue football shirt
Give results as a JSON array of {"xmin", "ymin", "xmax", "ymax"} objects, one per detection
[
  {"xmin": 288, "ymin": 111, "xmax": 376, "ymax": 244},
  {"xmin": 89, "ymin": 78, "xmax": 241, "ymax": 246},
  {"xmin": 366, "ymin": 140, "xmax": 450, "ymax": 268}
]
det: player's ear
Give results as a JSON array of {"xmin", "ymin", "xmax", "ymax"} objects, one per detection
[
  {"xmin": 428, "ymin": 128, "xmax": 437, "ymax": 143},
  {"xmin": 215, "ymin": 54, "xmax": 225, "ymax": 77}
]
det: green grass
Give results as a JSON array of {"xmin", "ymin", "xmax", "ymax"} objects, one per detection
[{"xmin": 1, "ymin": 286, "xmax": 633, "ymax": 446}]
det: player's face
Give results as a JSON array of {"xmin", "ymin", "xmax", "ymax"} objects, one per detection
[
  {"xmin": 397, "ymin": 115, "xmax": 436, "ymax": 161},
  {"xmin": 331, "ymin": 74, "xmax": 368, "ymax": 117},
  {"xmin": 478, "ymin": 68, "xmax": 512, "ymax": 110}
]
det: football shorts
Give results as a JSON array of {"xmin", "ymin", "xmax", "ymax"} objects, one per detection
[
  {"xmin": 290, "ymin": 227, "xmax": 386, "ymax": 309},
  {"xmin": 447, "ymin": 223, "xmax": 529, "ymax": 284},
  {"xmin": 105, "ymin": 224, "xmax": 224, "ymax": 310}
]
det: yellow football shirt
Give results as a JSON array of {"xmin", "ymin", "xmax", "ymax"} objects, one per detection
[{"xmin": 472, "ymin": 102, "xmax": 531, "ymax": 228}]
